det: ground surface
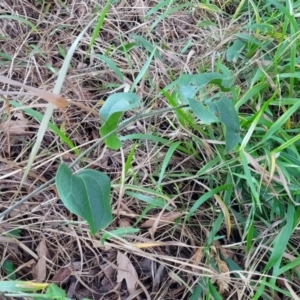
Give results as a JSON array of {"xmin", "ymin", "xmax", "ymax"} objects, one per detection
[{"xmin": 0, "ymin": 1, "xmax": 300, "ymax": 300}]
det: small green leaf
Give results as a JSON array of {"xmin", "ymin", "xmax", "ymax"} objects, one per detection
[
  {"xmin": 189, "ymin": 284, "xmax": 203, "ymax": 300},
  {"xmin": 3, "ymin": 261, "xmax": 16, "ymax": 280},
  {"xmin": 186, "ymin": 184, "xmax": 231, "ymax": 221},
  {"xmin": 100, "ymin": 92, "xmax": 140, "ymax": 120},
  {"xmin": 215, "ymin": 97, "xmax": 240, "ymax": 152},
  {"xmin": 100, "ymin": 112, "xmax": 122, "ymax": 149},
  {"xmin": 129, "ymin": 34, "xmax": 163, "ymax": 60},
  {"xmin": 226, "ymin": 39, "xmax": 245, "ymax": 62},
  {"xmin": 99, "ymin": 92, "xmax": 141, "ymax": 149},
  {"xmin": 45, "ymin": 284, "xmax": 66, "ymax": 298},
  {"xmin": 9, "ymin": 100, "xmax": 80, "ymax": 156},
  {"xmin": 4, "ymin": 229, "xmax": 21, "ymax": 238},
  {"xmin": 197, "ymin": 20, "xmax": 217, "ymax": 27},
  {"xmin": 179, "ymin": 73, "xmax": 232, "ymax": 103},
  {"xmin": 56, "ymin": 164, "xmax": 112, "ymax": 235},
  {"xmin": 188, "ymin": 98, "xmax": 219, "ymax": 124},
  {"xmin": 88, "ymin": 0, "xmax": 111, "ymax": 53}
]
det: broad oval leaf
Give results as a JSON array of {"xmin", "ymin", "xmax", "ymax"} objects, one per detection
[
  {"xmin": 99, "ymin": 92, "xmax": 140, "ymax": 121},
  {"xmin": 56, "ymin": 164, "xmax": 112, "ymax": 235}
]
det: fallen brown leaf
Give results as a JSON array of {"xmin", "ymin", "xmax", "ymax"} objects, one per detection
[
  {"xmin": 0, "ymin": 75, "xmax": 68, "ymax": 108},
  {"xmin": 119, "ymin": 218, "xmax": 132, "ymax": 228},
  {"xmin": 1, "ymin": 112, "xmax": 29, "ymax": 136},
  {"xmin": 190, "ymin": 248, "xmax": 204, "ymax": 273},
  {"xmin": 211, "ymin": 246, "xmax": 230, "ymax": 296},
  {"xmin": 32, "ymin": 238, "xmax": 48, "ymax": 282},
  {"xmin": 140, "ymin": 211, "xmax": 185, "ymax": 228},
  {"xmin": 51, "ymin": 266, "xmax": 72, "ymax": 283},
  {"xmin": 141, "ymin": 211, "xmax": 185, "ymax": 239},
  {"xmin": 117, "ymin": 251, "xmax": 138, "ymax": 295}
]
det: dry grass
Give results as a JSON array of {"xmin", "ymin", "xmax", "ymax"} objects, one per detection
[{"xmin": 1, "ymin": 1, "xmax": 298, "ymax": 300}]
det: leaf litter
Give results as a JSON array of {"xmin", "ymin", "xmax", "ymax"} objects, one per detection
[
  {"xmin": 117, "ymin": 251, "xmax": 138, "ymax": 296},
  {"xmin": 31, "ymin": 238, "xmax": 48, "ymax": 282}
]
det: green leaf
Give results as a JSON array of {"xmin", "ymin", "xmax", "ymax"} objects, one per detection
[
  {"xmin": 2, "ymin": 260, "xmax": 16, "ymax": 280},
  {"xmin": 264, "ymin": 203, "xmax": 295, "ymax": 272},
  {"xmin": 56, "ymin": 164, "xmax": 112, "ymax": 235},
  {"xmin": 196, "ymin": 3, "xmax": 221, "ymax": 12},
  {"xmin": 189, "ymin": 284, "xmax": 203, "ymax": 300},
  {"xmin": 45, "ymin": 284, "xmax": 66, "ymax": 298},
  {"xmin": 125, "ymin": 191, "xmax": 171, "ymax": 209},
  {"xmin": 214, "ymin": 96, "xmax": 240, "ymax": 152},
  {"xmin": 226, "ymin": 39, "xmax": 245, "ymax": 62},
  {"xmin": 100, "ymin": 92, "xmax": 140, "ymax": 120},
  {"xmin": 0, "ymin": 15, "xmax": 38, "ymax": 32},
  {"xmin": 100, "ymin": 112, "xmax": 122, "ymax": 149},
  {"xmin": 157, "ymin": 142, "xmax": 181, "ymax": 187},
  {"xmin": 188, "ymin": 98, "xmax": 219, "ymax": 124},
  {"xmin": 129, "ymin": 34, "xmax": 163, "ymax": 61},
  {"xmin": 99, "ymin": 92, "xmax": 141, "ymax": 149},
  {"xmin": 188, "ymin": 95, "xmax": 240, "ymax": 151},
  {"xmin": 178, "ymin": 73, "xmax": 232, "ymax": 103},
  {"xmin": 207, "ymin": 279, "xmax": 223, "ymax": 299},
  {"xmin": 185, "ymin": 184, "xmax": 231, "ymax": 221}
]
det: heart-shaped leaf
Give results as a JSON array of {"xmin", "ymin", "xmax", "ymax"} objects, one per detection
[{"xmin": 56, "ymin": 164, "xmax": 112, "ymax": 235}]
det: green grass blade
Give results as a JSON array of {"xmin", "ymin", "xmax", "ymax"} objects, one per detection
[
  {"xmin": 21, "ymin": 17, "xmax": 97, "ymax": 187},
  {"xmin": 88, "ymin": 0, "xmax": 111, "ymax": 53},
  {"xmin": 0, "ymin": 15, "xmax": 38, "ymax": 32},
  {"xmin": 185, "ymin": 184, "xmax": 231, "ymax": 221},
  {"xmin": 261, "ymin": 100, "xmax": 300, "ymax": 142},
  {"xmin": 239, "ymin": 150, "xmax": 261, "ymax": 209},
  {"xmin": 94, "ymin": 54, "xmax": 124, "ymax": 82},
  {"xmin": 130, "ymin": 48, "xmax": 156, "ymax": 92},
  {"xmin": 157, "ymin": 141, "xmax": 181, "ymax": 187},
  {"xmin": 264, "ymin": 203, "xmax": 295, "ymax": 272},
  {"xmin": 9, "ymin": 100, "xmax": 80, "ymax": 156}
]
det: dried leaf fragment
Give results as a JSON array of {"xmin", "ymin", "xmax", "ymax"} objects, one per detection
[
  {"xmin": 212, "ymin": 246, "xmax": 230, "ymax": 295},
  {"xmin": 1, "ymin": 112, "xmax": 29, "ymax": 136},
  {"xmin": 190, "ymin": 248, "xmax": 203, "ymax": 272},
  {"xmin": 31, "ymin": 238, "xmax": 48, "ymax": 282},
  {"xmin": 0, "ymin": 75, "xmax": 68, "ymax": 109},
  {"xmin": 141, "ymin": 211, "xmax": 185, "ymax": 228},
  {"xmin": 117, "ymin": 251, "xmax": 138, "ymax": 295},
  {"xmin": 52, "ymin": 266, "xmax": 72, "ymax": 283}
]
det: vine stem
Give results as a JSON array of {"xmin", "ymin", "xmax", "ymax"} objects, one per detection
[{"xmin": 0, "ymin": 104, "xmax": 188, "ymax": 220}]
